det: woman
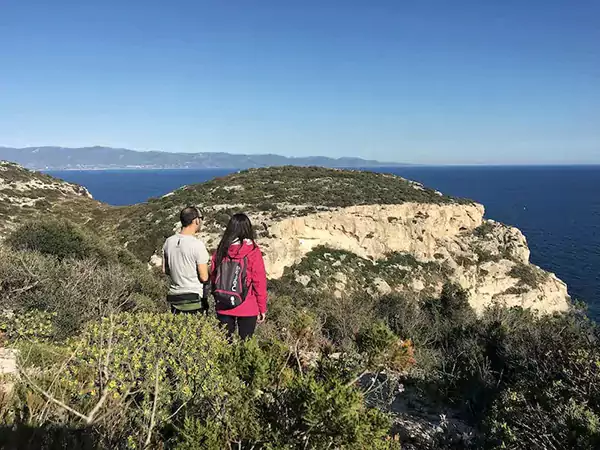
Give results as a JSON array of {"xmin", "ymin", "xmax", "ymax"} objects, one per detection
[{"xmin": 210, "ymin": 213, "xmax": 267, "ymax": 339}]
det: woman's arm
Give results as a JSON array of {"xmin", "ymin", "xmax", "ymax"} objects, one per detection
[{"xmin": 249, "ymin": 247, "xmax": 268, "ymax": 315}]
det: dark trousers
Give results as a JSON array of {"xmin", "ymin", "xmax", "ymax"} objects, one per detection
[{"xmin": 216, "ymin": 314, "xmax": 257, "ymax": 340}]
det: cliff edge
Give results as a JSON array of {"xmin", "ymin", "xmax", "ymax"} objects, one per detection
[{"xmin": 137, "ymin": 166, "xmax": 569, "ymax": 315}]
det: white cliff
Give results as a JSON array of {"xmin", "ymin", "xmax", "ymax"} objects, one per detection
[{"xmin": 169, "ymin": 202, "xmax": 569, "ymax": 315}]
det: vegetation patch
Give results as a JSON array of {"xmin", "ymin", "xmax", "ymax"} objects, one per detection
[
  {"xmin": 473, "ymin": 221, "xmax": 496, "ymax": 238},
  {"xmin": 3, "ymin": 312, "xmax": 403, "ymax": 449},
  {"xmin": 279, "ymin": 246, "xmax": 452, "ymax": 303},
  {"xmin": 508, "ymin": 263, "xmax": 548, "ymax": 288},
  {"xmin": 0, "ymin": 246, "xmax": 167, "ymax": 339}
]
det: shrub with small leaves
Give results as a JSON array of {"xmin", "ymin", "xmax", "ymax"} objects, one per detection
[
  {"xmin": 356, "ymin": 321, "xmax": 416, "ymax": 372},
  {"xmin": 11, "ymin": 313, "xmax": 401, "ymax": 449},
  {"xmin": 0, "ymin": 310, "xmax": 56, "ymax": 343},
  {"xmin": 0, "ymin": 247, "xmax": 167, "ymax": 338}
]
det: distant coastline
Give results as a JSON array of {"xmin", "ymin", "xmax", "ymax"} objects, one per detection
[
  {"xmin": 0, "ymin": 145, "xmax": 404, "ymax": 171},
  {"xmin": 42, "ymin": 163, "xmax": 600, "ymax": 172}
]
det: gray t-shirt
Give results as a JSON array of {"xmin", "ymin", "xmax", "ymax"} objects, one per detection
[{"xmin": 163, "ymin": 234, "xmax": 210, "ymax": 296}]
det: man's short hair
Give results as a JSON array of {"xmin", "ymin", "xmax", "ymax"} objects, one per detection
[{"xmin": 180, "ymin": 206, "xmax": 203, "ymax": 227}]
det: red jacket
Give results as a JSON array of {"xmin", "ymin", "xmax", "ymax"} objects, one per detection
[{"xmin": 210, "ymin": 240, "xmax": 268, "ymax": 317}]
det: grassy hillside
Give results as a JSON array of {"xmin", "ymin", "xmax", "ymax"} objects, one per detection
[
  {"xmin": 0, "ymin": 163, "xmax": 472, "ymax": 261},
  {"xmin": 111, "ymin": 166, "xmax": 473, "ymax": 260}
]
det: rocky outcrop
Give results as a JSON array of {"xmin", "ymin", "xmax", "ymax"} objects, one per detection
[
  {"xmin": 0, "ymin": 161, "xmax": 93, "ymax": 236},
  {"xmin": 0, "ymin": 347, "xmax": 18, "ymax": 397},
  {"xmin": 0, "ymin": 161, "xmax": 92, "ymax": 199},
  {"xmin": 257, "ymin": 205, "xmax": 568, "ymax": 314},
  {"xmin": 155, "ymin": 200, "xmax": 569, "ymax": 315},
  {"xmin": 260, "ymin": 203, "xmax": 485, "ymax": 278}
]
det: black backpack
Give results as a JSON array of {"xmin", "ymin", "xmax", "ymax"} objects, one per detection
[{"xmin": 212, "ymin": 256, "xmax": 249, "ymax": 310}]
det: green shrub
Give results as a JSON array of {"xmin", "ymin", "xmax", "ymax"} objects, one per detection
[
  {"xmin": 0, "ymin": 247, "xmax": 167, "ymax": 339},
  {"xmin": 356, "ymin": 321, "xmax": 416, "ymax": 372},
  {"xmin": 371, "ymin": 282, "xmax": 600, "ymax": 447},
  {"xmin": 9, "ymin": 313, "xmax": 400, "ymax": 449},
  {"xmin": 261, "ymin": 371, "xmax": 399, "ymax": 450},
  {"xmin": 423, "ymin": 282, "xmax": 476, "ymax": 326},
  {"xmin": 475, "ymin": 248, "xmax": 502, "ymax": 263},
  {"xmin": 508, "ymin": 263, "xmax": 546, "ymax": 288},
  {"xmin": 482, "ymin": 311, "xmax": 600, "ymax": 449},
  {"xmin": 7, "ymin": 219, "xmax": 99, "ymax": 261},
  {"xmin": 473, "ymin": 221, "xmax": 496, "ymax": 238},
  {"xmin": 6, "ymin": 219, "xmax": 139, "ymax": 267},
  {"xmin": 8, "ymin": 313, "xmax": 231, "ymax": 448}
]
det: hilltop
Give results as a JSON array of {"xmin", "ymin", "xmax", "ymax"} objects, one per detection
[
  {"xmin": 0, "ymin": 146, "xmax": 404, "ymax": 170},
  {"xmin": 114, "ymin": 166, "xmax": 470, "ymax": 259}
]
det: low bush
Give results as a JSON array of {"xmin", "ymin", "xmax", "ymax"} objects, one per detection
[
  {"xmin": 0, "ymin": 247, "xmax": 167, "ymax": 339},
  {"xmin": 373, "ymin": 283, "xmax": 600, "ymax": 447},
  {"xmin": 6, "ymin": 219, "xmax": 100, "ymax": 261},
  {"xmin": 482, "ymin": 309, "xmax": 600, "ymax": 449},
  {"xmin": 473, "ymin": 221, "xmax": 496, "ymax": 238},
  {"xmin": 356, "ymin": 321, "xmax": 416, "ymax": 372},
  {"xmin": 508, "ymin": 263, "xmax": 546, "ymax": 288},
  {"xmin": 6, "ymin": 313, "xmax": 401, "ymax": 449},
  {"xmin": 6, "ymin": 219, "xmax": 140, "ymax": 267}
]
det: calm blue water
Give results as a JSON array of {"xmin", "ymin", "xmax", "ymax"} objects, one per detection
[{"xmin": 48, "ymin": 167, "xmax": 600, "ymax": 319}]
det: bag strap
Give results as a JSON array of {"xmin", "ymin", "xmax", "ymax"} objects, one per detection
[{"xmin": 167, "ymin": 293, "xmax": 201, "ymax": 305}]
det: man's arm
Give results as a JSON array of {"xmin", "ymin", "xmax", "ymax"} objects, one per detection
[
  {"xmin": 197, "ymin": 263, "xmax": 209, "ymax": 283},
  {"xmin": 162, "ymin": 248, "xmax": 170, "ymax": 275},
  {"xmin": 196, "ymin": 241, "xmax": 210, "ymax": 283}
]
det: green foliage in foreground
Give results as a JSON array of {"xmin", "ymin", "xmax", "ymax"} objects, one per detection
[
  {"xmin": 0, "ymin": 246, "xmax": 167, "ymax": 339},
  {"xmin": 377, "ymin": 291, "xmax": 600, "ymax": 449},
  {"xmin": 2, "ymin": 225, "xmax": 599, "ymax": 449},
  {"xmin": 1, "ymin": 313, "xmax": 400, "ymax": 450},
  {"xmin": 269, "ymin": 266, "xmax": 600, "ymax": 449}
]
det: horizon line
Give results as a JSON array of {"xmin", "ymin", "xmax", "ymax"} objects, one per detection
[{"xmin": 2, "ymin": 144, "xmax": 599, "ymax": 166}]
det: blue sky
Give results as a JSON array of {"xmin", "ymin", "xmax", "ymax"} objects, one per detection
[{"xmin": 1, "ymin": 0, "xmax": 598, "ymax": 164}]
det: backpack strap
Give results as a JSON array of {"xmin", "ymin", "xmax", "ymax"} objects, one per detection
[{"xmin": 241, "ymin": 256, "xmax": 249, "ymax": 299}]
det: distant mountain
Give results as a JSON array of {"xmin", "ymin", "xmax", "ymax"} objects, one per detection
[{"xmin": 0, "ymin": 146, "xmax": 405, "ymax": 170}]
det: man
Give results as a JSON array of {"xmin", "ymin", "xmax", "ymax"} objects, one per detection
[{"xmin": 162, "ymin": 206, "xmax": 210, "ymax": 314}]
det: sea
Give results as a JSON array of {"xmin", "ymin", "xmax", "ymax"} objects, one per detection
[{"xmin": 47, "ymin": 166, "xmax": 600, "ymax": 320}]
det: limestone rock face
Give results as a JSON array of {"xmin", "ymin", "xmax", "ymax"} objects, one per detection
[
  {"xmin": 0, "ymin": 347, "xmax": 18, "ymax": 396},
  {"xmin": 0, "ymin": 161, "xmax": 93, "ymax": 201},
  {"xmin": 261, "ymin": 203, "xmax": 484, "ymax": 278},
  {"xmin": 154, "ymin": 201, "xmax": 569, "ymax": 315},
  {"xmin": 253, "ymin": 203, "xmax": 568, "ymax": 314}
]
